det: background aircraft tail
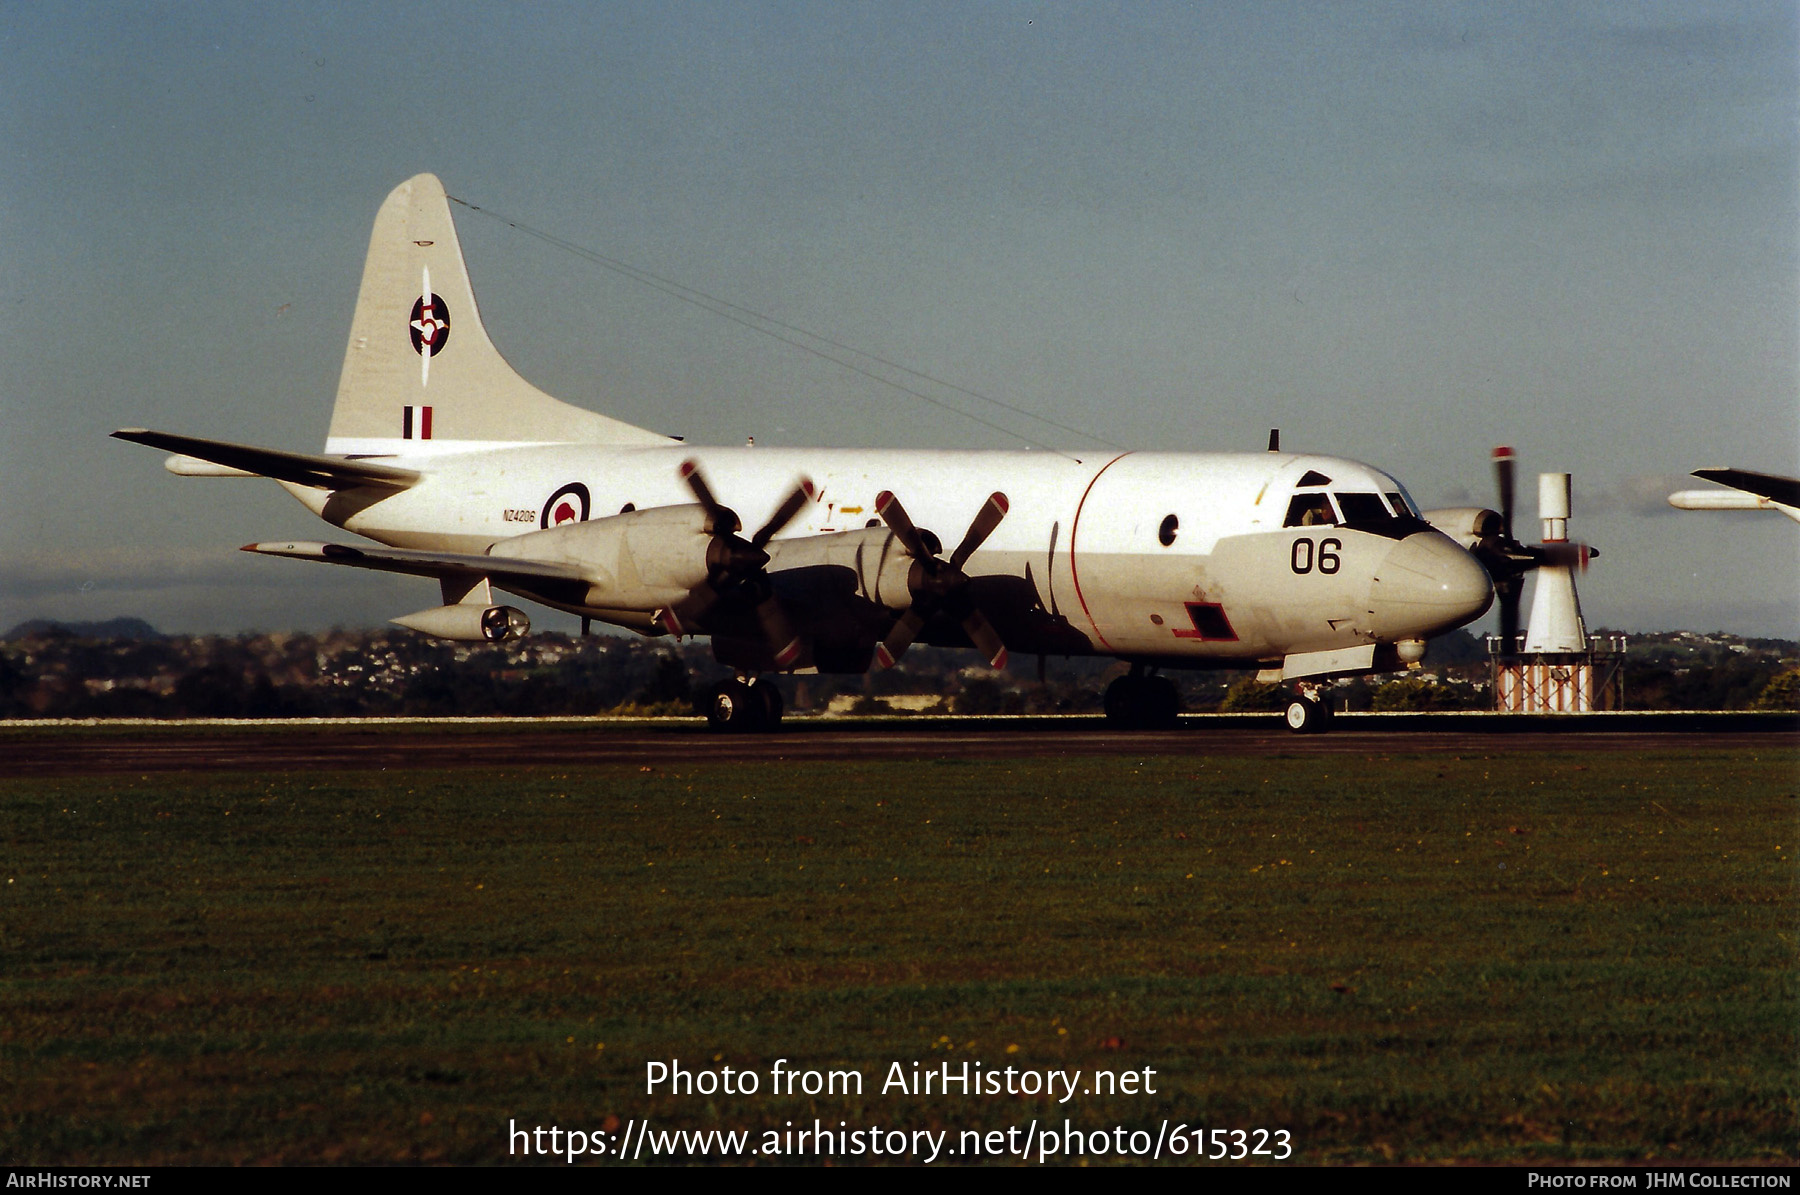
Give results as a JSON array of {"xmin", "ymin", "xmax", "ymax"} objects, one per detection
[{"xmin": 325, "ymin": 173, "xmax": 671, "ymax": 453}]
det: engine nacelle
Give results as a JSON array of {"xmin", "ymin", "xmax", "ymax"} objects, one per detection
[
  {"xmin": 392, "ymin": 603, "xmax": 530, "ymax": 642},
  {"xmin": 1421, "ymin": 506, "xmax": 1504, "ymax": 549},
  {"xmin": 760, "ymin": 525, "xmax": 917, "ymax": 611},
  {"xmin": 489, "ymin": 504, "xmax": 714, "ymax": 612}
]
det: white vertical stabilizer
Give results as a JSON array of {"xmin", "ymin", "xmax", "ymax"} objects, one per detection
[{"xmin": 326, "ymin": 173, "xmax": 672, "ymax": 454}]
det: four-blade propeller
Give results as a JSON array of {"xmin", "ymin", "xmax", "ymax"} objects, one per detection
[
  {"xmin": 659, "ymin": 460, "xmax": 814, "ymax": 668},
  {"xmin": 872, "ymin": 489, "xmax": 1011, "ymax": 670}
]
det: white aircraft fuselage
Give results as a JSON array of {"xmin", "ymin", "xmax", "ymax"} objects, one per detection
[{"xmin": 282, "ymin": 439, "xmax": 1491, "ymax": 674}]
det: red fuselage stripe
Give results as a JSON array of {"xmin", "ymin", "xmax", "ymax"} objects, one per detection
[{"xmin": 1067, "ymin": 452, "xmax": 1132, "ymax": 653}]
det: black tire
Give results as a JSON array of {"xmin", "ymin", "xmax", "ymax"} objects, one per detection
[
  {"xmin": 1103, "ymin": 677, "xmax": 1140, "ymax": 726},
  {"xmin": 750, "ymin": 679, "xmax": 784, "ymax": 729},
  {"xmin": 706, "ymin": 680, "xmax": 766, "ymax": 733},
  {"xmin": 1104, "ymin": 676, "xmax": 1180, "ymax": 729},
  {"xmin": 1143, "ymin": 675, "xmax": 1181, "ymax": 728}
]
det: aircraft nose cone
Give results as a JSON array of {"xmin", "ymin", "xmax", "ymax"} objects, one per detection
[{"xmin": 1368, "ymin": 530, "xmax": 1493, "ymax": 639}]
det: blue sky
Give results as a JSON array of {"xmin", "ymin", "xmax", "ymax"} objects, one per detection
[{"xmin": 2, "ymin": 2, "xmax": 1795, "ymax": 635}]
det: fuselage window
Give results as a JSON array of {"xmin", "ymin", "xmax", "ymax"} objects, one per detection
[
  {"xmin": 1158, "ymin": 514, "xmax": 1178, "ymax": 546},
  {"xmin": 1335, "ymin": 493, "xmax": 1393, "ymax": 525},
  {"xmin": 1283, "ymin": 493, "xmax": 1337, "ymax": 527}
]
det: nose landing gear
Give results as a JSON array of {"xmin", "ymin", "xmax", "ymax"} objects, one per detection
[{"xmin": 1283, "ymin": 685, "xmax": 1334, "ymax": 734}]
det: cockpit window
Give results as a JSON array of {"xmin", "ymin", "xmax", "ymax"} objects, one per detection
[
  {"xmin": 1335, "ymin": 493, "xmax": 1394, "ymax": 525},
  {"xmin": 1284, "ymin": 493, "xmax": 1338, "ymax": 527},
  {"xmin": 1327, "ymin": 489, "xmax": 1431, "ymax": 539},
  {"xmin": 1296, "ymin": 470, "xmax": 1332, "ymax": 488},
  {"xmin": 1389, "ymin": 482, "xmax": 1425, "ymax": 517}
]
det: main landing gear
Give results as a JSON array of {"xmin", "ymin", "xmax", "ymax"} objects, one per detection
[
  {"xmin": 703, "ymin": 676, "xmax": 784, "ymax": 733},
  {"xmin": 1103, "ymin": 666, "xmax": 1181, "ymax": 729},
  {"xmin": 1283, "ymin": 685, "xmax": 1334, "ymax": 735}
]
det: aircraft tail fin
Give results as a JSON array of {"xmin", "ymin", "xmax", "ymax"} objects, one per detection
[{"xmin": 326, "ymin": 173, "xmax": 672, "ymax": 453}]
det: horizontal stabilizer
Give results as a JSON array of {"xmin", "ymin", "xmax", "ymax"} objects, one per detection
[
  {"xmin": 113, "ymin": 429, "xmax": 421, "ymax": 490},
  {"xmin": 1691, "ymin": 468, "xmax": 1800, "ymax": 511},
  {"xmin": 242, "ymin": 540, "xmax": 588, "ymax": 584}
]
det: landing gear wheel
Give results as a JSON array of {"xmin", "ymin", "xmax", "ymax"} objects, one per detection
[
  {"xmin": 1103, "ymin": 677, "xmax": 1136, "ymax": 725},
  {"xmin": 706, "ymin": 679, "xmax": 767, "ymax": 733},
  {"xmin": 1283, "ymin": 695, "xmax": 1332, "ymax": 735},
  {"xmin": 1104, "ymin": 675, "xmax": 1182, "ymax": 729},
  {"xmin": 1142, "ymin": 675, "xmax": 1180, "ymax": 728},
  {"xmin": 749, "ymin": 679, "xmax": 784, "ymax": 729}
]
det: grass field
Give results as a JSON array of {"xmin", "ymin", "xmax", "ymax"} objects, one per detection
[{"xmin": 2, "ymin": 747, "xmax": 1794, "ymax": 1164}]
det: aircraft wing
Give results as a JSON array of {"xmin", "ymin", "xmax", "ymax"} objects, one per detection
[
  {"xmin": 1690, "ymin": 468, "xmax": 1800, "ymax": 510},
  {"xmin": 113, "ymin": 429, "xmax": 421, "ymax": 490},
  {"xmin": 242, "ymin": 540, "xmax": 588, "ymax": 584},
  {"xmin": 1670, "ymin": 468, "xmax": 1800, "ymax": 522}
]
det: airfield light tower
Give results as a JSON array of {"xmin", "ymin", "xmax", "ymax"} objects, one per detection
[
  {"xmin": 1489, "ymin": 470, "xmax": 1625, "ymax": 712},
  {"xmin": 1521, "ymin": 473, "xmax": 1586, "ymax": 653}
]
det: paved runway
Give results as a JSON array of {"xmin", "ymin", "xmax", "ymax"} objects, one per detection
[{"xmin": 5, "ymin": 713, "xmax": 1794, "ymax": 776}]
